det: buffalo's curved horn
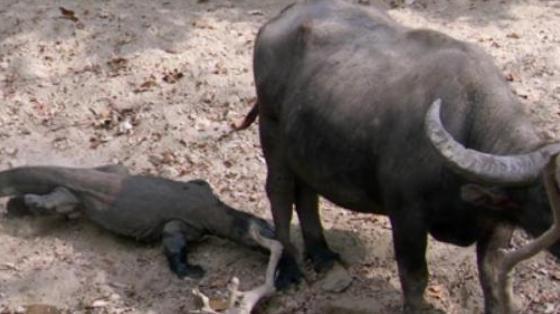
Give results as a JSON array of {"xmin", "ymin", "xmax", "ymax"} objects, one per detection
[{"xmin": 425, "ymin": 99, "xmax": 560, "ymax": 185}]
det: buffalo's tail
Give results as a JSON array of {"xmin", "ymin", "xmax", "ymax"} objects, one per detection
[{"xmin": 231, "ymin": 98, "xmax": 259, "ymax": 131}]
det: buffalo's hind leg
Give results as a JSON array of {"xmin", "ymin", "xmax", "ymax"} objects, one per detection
[
  {"xmin": 389, "ymin": 208, "xmax": 430, "ymax": 313},
  {"xmin": 295, "ymin": 180, "xmax": 339, "ymax": 272},
  {"xmin": 260, "ymin": 115, "xmax": 303, "ymax": 289},
  {"xmin": 162, "ymin": 220, "xmax": 205, "ymax": 279}
]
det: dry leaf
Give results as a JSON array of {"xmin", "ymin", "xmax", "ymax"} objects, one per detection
[
  {"xmin": 161, "ymin": 151, "xmax": 177, "ymax": 165},
  {"xmin": 134, "ymin": 77, "xmax": 157, "ymax": 93},
  {"xmin": 86, "ymin": 299, "xmax": 108, "ymax": 309},
  {"xmin": 248, "ymin": 10, "xmax": 264, "ymax": 16},
  {"xmin": 192, "ymin": 19, "xmax": 215, "ymax": 30},
  {"xmin": 427, "ymin": 285, "xmax": 445, "ymax": 300},
  {"xmin": 209, "ymin": 298, "xmax": 229, "ymax": 311},
  {"xmin": 505, "ymin": 73, "xmax": 518, "ymax": 82},
  {"xmin": 212, "ymin": 62, "xmax": 228, "ymax": 75},
  {"xmin": 59, "ymin": 7, "xmax": 79, "ymax": 23},
  {"xmin": 162, "ymin": 69, "xmax": 184, "ymax": 83},
  {"xmin": 25, "ymin": 304, "xmax": 61, "ymax": 314},
  {"xmin": 89, "ymin": 134, "xmax": 111, "ymax": 149},
  {"xmin": 107, "ymin": 57, "xmax": 128, "ymax": 76},
  {"xmin": 0, "ymin": 262, "xmax": 18, "ymax": 271}
]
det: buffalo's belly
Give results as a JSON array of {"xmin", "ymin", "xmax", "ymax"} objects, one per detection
[
  {"xmin": 427, "ymin": 202, "xmax": 482, "ymax": 247},
  {"xmin": 428, "ymin": 220, "xmax": 479, "ymax": 247},
  {"xmin": 284, "ymin": 146, "xmax": 384, "ymax": 214},
  {"xmin": 314, "ymin": 183, "xmax": 384, "ymax": 214}
]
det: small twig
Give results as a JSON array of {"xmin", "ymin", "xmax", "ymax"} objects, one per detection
[{"xmin": 0, "ymin": 262, "xmax": 18, "ymax": 271}]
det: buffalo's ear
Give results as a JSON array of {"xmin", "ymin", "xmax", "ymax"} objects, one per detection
[{"xmin": 461, "ymin": 184, "xmax": 520, "ymax": 210}]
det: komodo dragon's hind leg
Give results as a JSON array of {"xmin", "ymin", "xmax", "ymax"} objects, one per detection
[
  {"xmin": 162, "ymin": 220, "xmax": 206, "ymax": 279},
  {"xmin": 24, "ymin": 187, "xmax": 80, "ymax": 215},
  {"xmin": 5, "ymin": 164, "xmax": 128, "ymax": 218},
  {"xmin": 7, "ymin": 187, "xmax": 80, "ymax": 218}
]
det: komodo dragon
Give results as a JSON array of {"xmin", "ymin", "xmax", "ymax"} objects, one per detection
[{"xmin": 0, "ymin": 164, "xmax": 274, "ymax": 279}]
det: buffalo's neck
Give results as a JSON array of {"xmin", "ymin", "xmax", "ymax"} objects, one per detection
[
  {"xmin": 511, "ymin": 184, "xmax": 548, "ymax": 233},
  {"xmin": 507, "ymin": 183, "xmax": 560, "ymax": 257},
  {"xmin": 469, "ymin": 90, "xmax": 543, "ymax": 155}
]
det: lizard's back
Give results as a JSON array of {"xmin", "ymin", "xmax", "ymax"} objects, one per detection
[{"xmin": 85, "ymin": 175, "xmax": 221, "ymax": 241}]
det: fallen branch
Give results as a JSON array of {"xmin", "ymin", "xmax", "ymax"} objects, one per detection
[
  {"xmin": 191, "ymin": 223, "xmax": 282, "ymax": 314},
  {"xmin": 497, "ymin": 154, "xmax": 560, "ymax": 313}
]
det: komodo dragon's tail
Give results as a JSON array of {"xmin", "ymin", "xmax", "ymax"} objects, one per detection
[
  {"xmin": 231, "ymin": 98, "xmax": 259, "ymax": 131},
  {"xmin": 0, "ymin": 165, "xmax": 125, "ymax": 198}
]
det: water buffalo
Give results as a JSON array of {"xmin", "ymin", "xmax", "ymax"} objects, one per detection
[{"xmin": 239, "ymin": 0, "xmax": 560, "ymax": 312}]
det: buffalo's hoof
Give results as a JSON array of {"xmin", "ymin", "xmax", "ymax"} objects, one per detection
[
  {"xmin": 403, "ymin": 298, "xmax": 437, "ymax": 314},
  {"xmin": 274, "ymin": 253, "xmax": 303, "ymax": 290},
  {"xmin": 307, "ymin": 247, "xmax": 340, "ymax": 273},
  {"xmin": 318, "ymin": 261, "xmax": 352, "ymax": 293},
  {"xmin": 184, "ymin": 265, "xmax": 206, "ymax": 279}
]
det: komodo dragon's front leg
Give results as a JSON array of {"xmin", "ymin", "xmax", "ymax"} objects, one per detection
[{"xmin": 162, "ymin": 220, "xmax": 206, "ymax": 279}]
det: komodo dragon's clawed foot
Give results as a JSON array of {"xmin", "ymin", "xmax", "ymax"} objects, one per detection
[
  {"xmin": 162, "ymin": 220, "xmax": 205, "ymax": 279},
  {"xmin": 165, "ymin": 245, "xmax": 206, "ymax": 279},
  {"xmin": 6, "ymin": 197, "xmax": 33, "ymax": 217},
  {"xmin": 170, "ymin": 260, "xmax": 206, "ymax": 280},
  {"xmin": 306, "ymin": 246, "xmax": 341, "ymax": 273},
  {"xmin": 23, "ymin": 195, "xmax": 57, "ymax": 215},
  {"xmin": 23, "ymin": 187, "xmax": 79, "ymax": 215},
  {"xmin": 165, "ymin": 245, "xmax": 205, "ymax": 279}
]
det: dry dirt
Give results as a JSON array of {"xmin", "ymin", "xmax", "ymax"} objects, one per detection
[{"xmin": 0, "ymin": 0, "xmax": 559, "ymax": 313}]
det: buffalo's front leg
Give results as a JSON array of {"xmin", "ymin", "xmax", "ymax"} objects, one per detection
[
  {"xmin": 260, "ymin": 116, "xmax": 303, "ymax": 289},
  {"xmin": 295, "ymin": 180, "xmax": 339, "ymax": 272},
  {"xmin": 390, "ymin": 209, "xmax": 429, "ymax": 313},
  {"xmin": 162, "ymin": 220, "xmax": 205, "ymax": 279},
  {"xmin": 477, "ymin": 223, "xmax": 516, "ymax": 314}
]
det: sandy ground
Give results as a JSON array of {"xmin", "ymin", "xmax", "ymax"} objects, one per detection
[{"xmin": 0, "ymin": 0, "xmax": 559, "ymax": 313}]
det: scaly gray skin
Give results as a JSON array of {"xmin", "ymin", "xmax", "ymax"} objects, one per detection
[
  {"xmin": 245, "ymin": 0, "xmax": 560, "ymax": 312},
  {"xmin": 1, "ymin": 165, "xmax": 274, "ymax": 279}
]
